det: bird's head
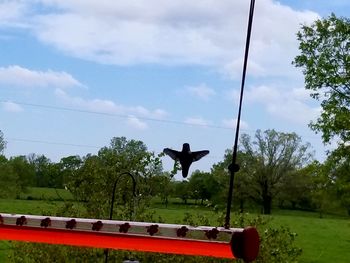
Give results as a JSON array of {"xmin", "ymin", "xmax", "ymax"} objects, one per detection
[{"xmin": 182, "ymin": 143, "xmax": 190, "ymax": 152}]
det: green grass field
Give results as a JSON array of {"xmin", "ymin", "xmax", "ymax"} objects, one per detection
[
  {"xmin": 20, "ymin": 187, "xmax": 74, "ymax": 201},
  {"xmin": 268, "ymin": 211, "xmax": 350, "ymax": 263},
  {"xmin": 0, "ymin": 188, "xmax": 349, "ymax": 262},
  {"xmin": 0, "ymin": 241, "xmax": 10, "ymax": 263},
  {"xmin": 0, "ymin": 199, "xmax": 65, "ymax": 215}
]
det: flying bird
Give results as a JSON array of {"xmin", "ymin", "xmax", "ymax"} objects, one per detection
[{"xmin": 163, "ymin": 143, "xmax": 209, "ymax": 178}]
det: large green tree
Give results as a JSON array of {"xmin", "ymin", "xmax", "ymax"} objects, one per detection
[
  {"xmin": 150, "ymin": 172, "xmax": 174, "ymax": 207},
  {"xmin": 0, "ymin": 156, "xmax": 18, "ymax": 199},
  {"xmin": 0, "ymin": 154, "xmax": 36, "ymax": 198},
  {"xmin": 309, "ymin": 160, "xmax": 338, "ymax": 218},
  {"xmin": 277, "ymin": 163, "xmax": 314, "ymax": 210},
  {"xmin": 58, "ymin": 155, "xmax": 83, "ymax": 189},
  {"xmin": 294, "ymin": 14, "xmax": 350, "ymax": 150},
  {"xmin": 67, "ymin": 137, "xmax": 163, "ymax": 219},
  {"xmin": 174, "ymin": 180, "xmax": 190, "ymax": 204},
  {"xmin": 8, "ymin": 156, "xmax": 36, "ymax": 195},
  {"xmin": 28, "ymin": 154, "xmax": 55, "ymax": 187},
  {"xmin": 321, "ymin": 151, "xmax": 350, "ymax": 216},
  {"xmin": 188, "ymin": 170, "xmax": 220, "ymax": 205},
  {"xmin": 240, "ymin": 129, "xmax": 313, "ymax": 214},
  {"xmin": 211, "ymin": 149, "xmax": 251, "ymax": 212}
]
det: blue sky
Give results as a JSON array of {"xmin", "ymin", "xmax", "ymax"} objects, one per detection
[{"xmin": 1, "ymin": 0, "xmax": 349, "ymax": 178}]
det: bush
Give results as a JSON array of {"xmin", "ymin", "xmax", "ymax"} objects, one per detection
[{"xmin": 231, "ymin": 213, "xmax": 302, "ymax": 263}]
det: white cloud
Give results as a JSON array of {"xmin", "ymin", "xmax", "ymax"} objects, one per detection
[
  {"xmin": 131, "ymin": 106, "xmax": 168, "ymax": 120},
  {"xmin": 247, "ymin": 85, "xmax": 282, "ymax": 102},
  {"xmin": 127, "ymin": 116, "xmax": 148, "ymax": 130},
  {"xmin": 0, "ymin": 1, "xmax": 27, "ymax": 26},
  {"xmin": 222, "ymin": 118, "xmax": 249, "ymax": 130},
  {"xmin": 6, "ymin": 0, "xmax": 319, "ymax": 78},
  {"xmin": 291, "ymin": 87, "xmax": 312, "ymax": 101},
  {"xmin": 0, "ymin": 65, "xmax": 83, "ymax": 89},
  {"xmin": 222, "ymin": 58, "xmax": 266, "ymax": 79},
  {"xmin": 242, "ymin": 85, "xmax": 321, "ymax": 124},
  {"xmin": 226, "ymin": 89, "xmax": 240, "ymax": 104},
  {"xmin": 2, "ymin": 101, "xmax": 23, "ymax": 113},
  {"xmin": 184, "ymin": 117, "xmax": 210, "ymax": 126},
  {"xmin": 55, "ymin": 88, "xmax": 168, "ymax": 121},
  {"xmin": 186, "ymin": 83, "xmax": 216, "ymax": 100}
]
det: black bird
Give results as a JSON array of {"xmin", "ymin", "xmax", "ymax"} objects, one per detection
[{"xmin": 163, "ymin": 143, "xmax": 209, "ymax": 178}]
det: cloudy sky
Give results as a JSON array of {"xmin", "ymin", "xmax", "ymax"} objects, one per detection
[{"xmin": 1, "ymin": 0, "xmax": 349, "ymax": 177}]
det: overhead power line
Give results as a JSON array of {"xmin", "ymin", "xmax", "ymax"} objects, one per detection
[
  {"xmin": 0, "ymin": 99, "xmax": 241, "ymax": 131},
  {"xmin": 7, "ymin": 137, "xmax": 100, "ymax": 149},
  {"xmin": 0, "ymin": 99, "xmax": 323, "ymax": 141}
]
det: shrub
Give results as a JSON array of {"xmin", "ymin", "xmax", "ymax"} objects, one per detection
[{"xmin": 231, "ymin": 213, "xmax": 302, "ymax": 263}]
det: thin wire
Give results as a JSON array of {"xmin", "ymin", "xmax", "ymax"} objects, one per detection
[
  {"xmin": 225, "ymin": 0, "xmax": 256, "ymax": 229},
  {"xmin": 7, "ymin": 137, "xmax": 100, "ymax": 149},
  {"xmin": 0, "ymin": 99, "xmax": 236, "ymax": 131},
  {"xmin": 0, "ymin": 101, "xmax": 324, "ymax": 140}
]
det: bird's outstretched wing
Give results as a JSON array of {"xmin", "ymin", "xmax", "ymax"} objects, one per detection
[
  {"xmin": 163, "ymin": 148, "xmax": 180, "ymax": 161},
  {"xmin": 192, "ymin": 150, "xmax": 209, "ymax": 161}
]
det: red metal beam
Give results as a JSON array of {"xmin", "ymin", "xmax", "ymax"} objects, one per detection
[
  {"xmin": 0, "ymin": 213, "xmax": 259, "ymax": 261},
  {"xmin": 0, "ymin": 225, "xmax": 234, "ymax": 258}
]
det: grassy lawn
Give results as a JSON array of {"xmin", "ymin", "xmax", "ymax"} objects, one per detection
[
  {"xmin": 268, "ymin": 210, "xmax": 350, "ymax": 263},
  {"xmin": 20, "ymin": 187, "xmax": 74, "ymax": 201},
  {"xmin": 0, "ymin": 188, "xmax": 349, "ymax": 262},
  {"xmin": 0, "ymin": 241, "xmax": 10, "ymax": 262},
  {"xmin": 0, "ymin": 199, "xmax": 65, "ymax": 215}
]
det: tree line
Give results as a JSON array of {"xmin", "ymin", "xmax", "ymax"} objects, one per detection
[{"xmin": 1, "ymin": 128, "xmax": 349, "ymax": 217}]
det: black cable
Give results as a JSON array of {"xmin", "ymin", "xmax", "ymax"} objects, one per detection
[
  {"xmin": 225, "ymin": 0, "xmax": 256, "ymax": 229},
  {"xmin": 7, "ymin": 137, "xmax": 100, "ymax": 149},
  {"xmin": 0, "ymin": 99, "xmax": 238, "ymax": 131}
]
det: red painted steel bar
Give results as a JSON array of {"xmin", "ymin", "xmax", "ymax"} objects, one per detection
[
  {"xmin": 0, "ymin": 225, "xmax": 234, "ymax": 258},
  {"xmin": 0, "ymin": 213, "xmax": 259, "ymax": 261}
]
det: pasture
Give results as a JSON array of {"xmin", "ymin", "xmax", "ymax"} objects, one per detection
[{"xmin": 0, "ymin": 188, "xmax": 349, "ymax": 262}]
